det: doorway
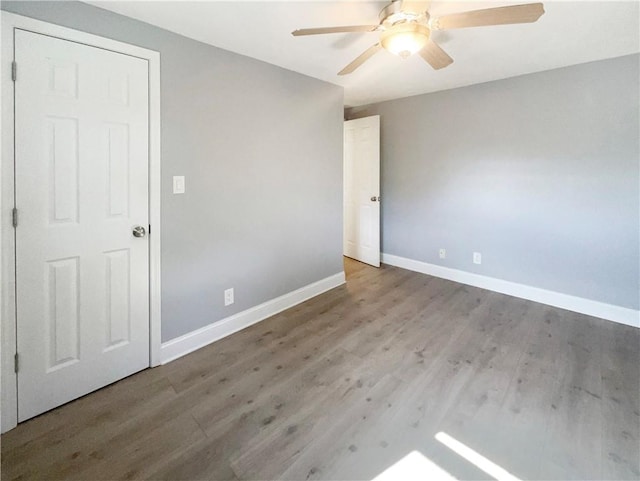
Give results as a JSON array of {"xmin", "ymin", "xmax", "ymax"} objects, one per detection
[
  {"xmin": 1, "ymin": 12, "xmax": 162, "ymax": 432},
  {"xmin": 343, "ymin": 115, "xmax": 381, "ymax": 267}
]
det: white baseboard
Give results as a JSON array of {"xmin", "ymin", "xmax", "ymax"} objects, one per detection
[
  {"xmin": 160, "ymin": 272, "xmax": 346, "ymax": 364},
  {"xmin": 382, "ymin": 253, "xmax": 639, "ymax": 329}
]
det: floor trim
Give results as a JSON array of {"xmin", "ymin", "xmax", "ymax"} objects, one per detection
[
  {"xmin": 382, "ymin": 253, "xmax": 639, "ymax": 328},
  {"xmin": 160, "ymin": 272, "xmax": 346, "ymax": 364}
]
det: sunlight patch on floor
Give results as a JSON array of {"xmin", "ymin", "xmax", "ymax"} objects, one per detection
[
  {"xmin": 435, "ymin": 431, "xmax": 522, "ymax": 481},
  {"xmin": 371, "ymin": 450, "xmax": 457, "ymax": 481}
]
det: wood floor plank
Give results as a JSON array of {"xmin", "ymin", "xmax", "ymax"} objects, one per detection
[
  {"xmin": 70, "ymin": 411, "xmax": 207, "ymax": 481},
  {"xmin": 193, "ymin": 346, "xmax": 363, "ymax": 439},
  {"xmin": 286, "ymin": 290, "xmax": 519, "ymax": 480},
  {"xmin": 318, "ymin": 292, "xmax": 520, "ymax": 480},
  {"xmin": 144, "ymin": 437, "xmax": 240, "ymax": 481},
  {"xmin": 1, "ymin": 375, "xmax": 178, "ymax": 480},
  {"xmin": 599, "ymin": 320, "xmax": 640, "ymax": 480},
  {"xmin": 535, "ymin": 312, "xmax": 605, "ymax": 480},
  {"xmin": 2, "ymin": 257, "xmax": 638, "ymax": 481},
  {"xmin": 230, "ymin": 372, "xmax": 406, "ymax": 480},
  {"xmin": 431, "ymin": 300, "xmax": 547, "ymax": 480}
]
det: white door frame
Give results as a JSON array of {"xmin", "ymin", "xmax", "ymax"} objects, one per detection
[{"xmin": 1, "ymin": 12, "xmax": 162, "ymax": 433}]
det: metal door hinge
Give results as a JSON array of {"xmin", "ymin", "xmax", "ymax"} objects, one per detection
[
  {"xmin": 14, "ymin": 353, "xmax": 19, "ymax": 373},
  {"xmin": 148, "ymin": 224, "xmax": 151, "ymax": 235},
  {"xmin": 11, "ymin": 61, "xmax": 16, "ymax": 82},
  {"xmin": 12, "ymin": 207, "xmax": 18, "ymax": 228}
]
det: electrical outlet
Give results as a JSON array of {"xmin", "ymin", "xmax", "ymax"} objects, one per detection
[
  {"xmin": 224, "ymin": 288, "xmax": 234, "ymax": 306},
  {"xmin": 473, "ymin": 252, "xmax": 482, "ymax": 265},
  {"xmin": 439, "ymin": 248, "xmax": 446, "ymax": 259}
]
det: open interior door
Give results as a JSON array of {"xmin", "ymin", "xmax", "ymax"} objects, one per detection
[{"xmin": 343, "ymin": 115, "xmax": 380, "ymax": 267}]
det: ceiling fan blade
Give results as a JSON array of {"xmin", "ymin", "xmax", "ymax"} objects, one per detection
[
  {"xmin": 432, "ymin": 3, "xmax": 545, "ymax": 30},
  {"xmin": 292, "ymin": 25, "xmax": 379, "ymax": 36},
  {"xmin": 400, "ymin": 0, "xmax": 431, "ymax": 14},
  {"xmin": 419, "ymin": 40, "xmax": 454, "ymax": 70},
  {"xmin": 338, "ymin": 43, "xmax": 383, "ymax": 76}
]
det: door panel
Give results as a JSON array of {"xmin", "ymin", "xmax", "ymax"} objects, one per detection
[
  {"xmin": 15, "ymin": 30, "xmax": 150, "ymax": 421},
  {"xmin": 46, "ymin": 257, "xmax": 80, "ymax": 371},
  {"xmin": 344, "ymin": 116, "xmax": 381, "ymax": 267},
  {"xmin": 105, "ymin": 123, "xmax": 131, "ymax": 218},
  {"xmin": 104, "ymin": 249, "xmax": 131, "ymax": 351}
]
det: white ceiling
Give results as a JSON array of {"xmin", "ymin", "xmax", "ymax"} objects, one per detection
[{"xmin": 88, "ymin": 1, "xmax": 640, "ymax": 106}]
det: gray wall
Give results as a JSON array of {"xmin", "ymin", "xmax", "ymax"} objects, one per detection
[
  {"xmin": 347, "ymin": 55, "xmax": 640, "ymax": 310},
  {"xmin": 2, "ymin": 1, "xmax": 344, "ymax": 341}
]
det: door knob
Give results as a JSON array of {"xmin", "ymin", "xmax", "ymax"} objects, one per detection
[{"xmin": 132, "ymin": 225, "xmax": 146, "ymax": 238}]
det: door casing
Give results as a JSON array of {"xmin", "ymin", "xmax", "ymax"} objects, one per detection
[{"xmin": 1, "ymin": 11, "xmax": 162, "ymax": 433}]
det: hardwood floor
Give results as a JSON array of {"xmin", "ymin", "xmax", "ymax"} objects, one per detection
[{"xmin": 2, "ymin": 258, "xmax": 639, "ymax": 480}]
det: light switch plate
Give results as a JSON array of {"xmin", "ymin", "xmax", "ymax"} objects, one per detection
[{"xmin": 173, "ymin": 176, "xmax": 185, "ymax": 194}]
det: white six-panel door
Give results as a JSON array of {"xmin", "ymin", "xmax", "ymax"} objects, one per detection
[
  {"xmin": 15, "ymin": 30, "xmax": 150, "ymax": 421},
  {"xmin": 344, "ymin": 116, "xmax": 381, "ymax": 267}
]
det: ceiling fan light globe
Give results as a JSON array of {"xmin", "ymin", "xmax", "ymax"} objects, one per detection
[{"xmin": 381, "ymin": 23, "xmax": 430, "ymax": 58}]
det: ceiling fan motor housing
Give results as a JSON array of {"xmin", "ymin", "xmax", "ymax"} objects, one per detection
[
  {"xmin": 379, "ymin": 1, "xmax": 430, "ymax": 26},
  {"xmin": 379, "ymin": 1, "xmax": 432, "ymax": 59}
]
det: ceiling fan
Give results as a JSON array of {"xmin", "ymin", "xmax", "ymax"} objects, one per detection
[{"xmin": 292, "ymin": 1, "xmax": 545, "ymax": 75}]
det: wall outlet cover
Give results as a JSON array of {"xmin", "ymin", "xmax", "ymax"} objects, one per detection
[
  {"xmin": 473, "ymin": 252, "xmax": 482, "ymax": 265},
  {"xmin": 224, "ymin": 288, "xmax": 234, "ymax": 306}
]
